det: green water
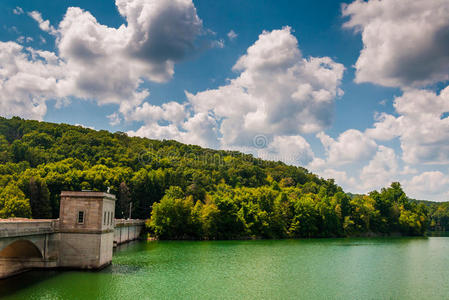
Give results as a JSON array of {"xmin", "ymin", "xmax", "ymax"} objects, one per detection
[{"xmin": 1, "ymin": 237, "xmax": 449, "ymax": 299}]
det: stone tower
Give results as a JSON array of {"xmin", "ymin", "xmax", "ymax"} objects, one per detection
[{"xmin": 58, "ymin": 191, "xmax": 116, "ymax": 269}]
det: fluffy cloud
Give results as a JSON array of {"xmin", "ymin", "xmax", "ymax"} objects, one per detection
[
  {"xmin": 405, "ymin": 171, "xmax": 449, "ymax": 200},
  {"xmin": 128, "ymin": 27, "xmax": 345, "ymax": 159},
  {"xmin": 186, "ymin": 27, "xmax": 345, "ymax": 147},
  {"xmin": 127, "ymin": 101, "xmax": 187, "ymax": 125},
  {"xmin": 116, "ymin": 0, "xmax": 202, "ymax": 64},
  {"xmin": 310, "ymin": 125, "xmax": 449, "ymax": 200},
  {"xmin": 367, "ymin": 86, "xmax": 449, "ymax": 164},
  {"xmin": 126, "ymin": 101, "xmax": 219, "ymax": 148},
  {"xmin": 319, "ymin": 168, "xmax": 357, "ymax": 189},
  {"xmin": 317, "ymin": 129, "xmax": 377, "ymax": 166},
  {"xmin": 128, "ymin": 110, "xmax": 219, "ymax": 148},
  {"xmin": 1, "ymin": 0, "xmax": 205, "ymax": 120},
  {"xmin": 309, "ymin": 136, "xmax": 400, "ymax": 193},
  {"xmin": 260, "ymin": 135, "xmax": 315, "ymax": 166},
  {"xmin": 343, "ymin": 0, "xmax": 449, "ymax": 87},
  {"xmin": 56, "ymin": 0, "xmax": 203, "ymax": 110},
  {"xmin": 365, "ymin": 113, "xmax": 402, "ymax": 141},
  {"xmin": 0, "ymin": 42, "xmax": 64, "ymax": 119},
  {"xmin": 307, "ymin": 142, "xmax": 403, "ymax": 194},
  {"xmin": 28, "ymin": 11, "xmax": 57, "ymax": 35},
  {"xmin": 359, "ymin": 146, "xmax": 399, "ymax": 191}
]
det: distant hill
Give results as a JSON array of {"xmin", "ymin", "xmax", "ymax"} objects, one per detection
[
  {"xmin": 0, "ymin": 117, "xmax": 429, "ymax": 239},
  {"xmin": 0, "ymin": 116, "xmax": 328, "ymax": 218},
  {"xmin": 410, "ymin": 199, "xmax": 448, "ymax": 206}
]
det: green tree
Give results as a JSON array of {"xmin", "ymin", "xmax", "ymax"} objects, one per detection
[
  {"xmin": 0, "ymin": 183, "xmax": 31, "ymax": 218},
  {"xmin": 0, "ymin": 134, "xmax": 11, "ymax": 163},
  {"xmin": 289, "ymin": 195, "xmax": 319, "ymax": 237},
  {"xmin": 117, "ymin": 182, "xmax": 131, "ymax": 219},
  {"xmin": 28, "ymin": 177, "xmax": 52, "ymax": 219},
  {"xmin": 197, "ymin": 200, "xmax": 220, "ymax": 239},
  {"xmin": 149, "ymin": 188, "xmax": 199, "ymax": 239}
]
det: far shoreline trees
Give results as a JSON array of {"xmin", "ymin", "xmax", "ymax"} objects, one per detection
[{"xmin": 149, "ymin": 182, "xmax": 428, "ymax": 239}]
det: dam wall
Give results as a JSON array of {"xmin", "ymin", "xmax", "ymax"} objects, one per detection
[{"xmin": 0, "ymin": 191, "xmax": 145, "ymax": 279}]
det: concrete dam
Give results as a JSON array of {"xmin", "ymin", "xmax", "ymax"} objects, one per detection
[{"xmin": 0, "ymin": 191, "xmax": 145, "ymax": 279}]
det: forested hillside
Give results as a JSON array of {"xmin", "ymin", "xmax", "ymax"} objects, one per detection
[{"xmin": 0, "ymin": 117, "xmax": 429, "ymax": 238}]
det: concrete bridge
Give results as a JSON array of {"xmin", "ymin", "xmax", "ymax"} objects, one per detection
[{"xmin": 0, "ymin": 191, "xmax": 145, "ymax": 279}]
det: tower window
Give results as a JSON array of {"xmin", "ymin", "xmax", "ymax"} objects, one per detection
[
  {"xmin": 104, "ymin": 211, "xmax": 106, "ymax": 225},
  {"xmin": 78, "ymin": 211, "xmax": 85, "ymax": 224}
]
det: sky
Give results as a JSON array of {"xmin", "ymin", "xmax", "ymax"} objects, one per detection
[{"xmin": 1, "ymin": 0, "xmax": 449, "ymax": 201}]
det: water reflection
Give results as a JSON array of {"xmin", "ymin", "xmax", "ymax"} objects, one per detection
[{"xmin": 0, "ymin": 270, "xmax": 60, "ymax": 298}]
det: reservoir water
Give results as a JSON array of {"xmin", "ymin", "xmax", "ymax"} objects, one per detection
[{"xmin": 1, "ymin": 237, "xmax": 449, "ymax": 299}]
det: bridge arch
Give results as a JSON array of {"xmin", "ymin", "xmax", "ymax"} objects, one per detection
[{"xmin": 0, "ymin": 239, "xmax": 43, "ymax": 259}]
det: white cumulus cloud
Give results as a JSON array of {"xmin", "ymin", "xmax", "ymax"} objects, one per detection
[
  {"xmin": 405, "ymin": 172, "xmax": 449, "ymax": 200},
  {"xmin": 343, "ymin": 0, "xmax": 449, "ymax": 87},
  {"xmin": 0, "ymin": 42, "xmax": 64, "ymax": 119},
  {"xmin": 367, "ymin": 86, "xmax": 449, "ymax": 164},
  {"xmin": 128, "ymin": 27, "xmax": 345, "ymax": 162},
  {"xmin": 186, "ymin": 27, "xmax": 345, "ymax": 148},
  {"xmin": 260, "ymin": 135, "xmax": 315, "ymax": 166},
  {"xmin": 317, "ymin": 129, "xmax": 377, "ymax": 166},
  {"xmin": 28, "ymin": 11, "xmax": 58, "ymax": 35},
  {"xmin": 1, "ymin": 0, "xmax": 205, "ymax": 120},
  {"xmin": 359, "ymin": 146, "xmax": 400, "ymax": 191}
]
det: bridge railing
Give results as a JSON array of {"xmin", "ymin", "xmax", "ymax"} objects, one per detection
[
  {"xmin": 114, "ymin": 219, "xmax": 145, "ymax": 227},
  {"xmin": 0, "ymin": 219, "xmax": 58, "ymax": 238},
  {"xmin": 0, "ymin": 219, "xmax": 145, "ymax": 239}
]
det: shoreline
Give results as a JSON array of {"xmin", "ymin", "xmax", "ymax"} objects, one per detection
[{"xmin": 145, "ymin": 231, "xmax": 432, "ymax": 242}]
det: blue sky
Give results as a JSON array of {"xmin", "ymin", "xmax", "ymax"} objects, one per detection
[{"xmin": 1, "ymin": 0, "xmax": 449, "ymax": 200}]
